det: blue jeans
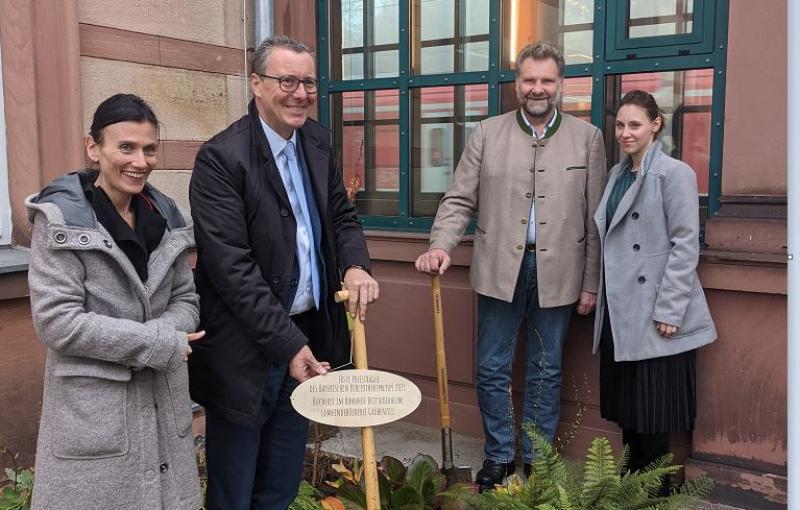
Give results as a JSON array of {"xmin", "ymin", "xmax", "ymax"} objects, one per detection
[{"xmin": 476, "ymin": 250, "xmax": 573, "ymax": 464}]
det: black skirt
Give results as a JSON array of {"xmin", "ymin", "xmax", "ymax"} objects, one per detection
[{"xmin": 599, "ymin": 308, "xmax": 697, "ymax": 434}]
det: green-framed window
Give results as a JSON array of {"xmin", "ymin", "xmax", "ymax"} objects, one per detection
[{"xmin": 317, "ymin": 0, "xmax": 729, "ymax": 231}]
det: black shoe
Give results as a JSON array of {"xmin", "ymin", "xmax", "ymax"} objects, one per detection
[
  {"xmin": 475, "ymin": 460, "xmax": 515, "ymax": 490},
  {"xmin": 524, "ymin": 463, "xmax": 532, "ymax": 478}
]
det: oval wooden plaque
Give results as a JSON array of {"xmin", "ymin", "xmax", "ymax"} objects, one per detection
[{"xmin": 291, "ymin": 369, "xmax": 422, "ymax": 428}]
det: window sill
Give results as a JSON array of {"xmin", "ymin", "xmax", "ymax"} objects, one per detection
[{"xmin": 0, "ymin": 245, "xmax": 29, "ymax": 274}]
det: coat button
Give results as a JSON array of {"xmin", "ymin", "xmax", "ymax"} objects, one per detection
[
  {"xmin": 632, "ymin": 212, "xmax": 639, "ymax": 219},
  {"xmin": 638, "ymin": 276, "xmax": 646, "ymax": 284},
  {"xmin": 170, "ymin": 239, "xmax": 179, "ymax": 247},
  {"xmin": 516, "ymin": 245, "xmax": 523, "ymax": 250},
  {"xmin": 525, "ymin": 192, "xmax": 532, "ymax": 199},
  {"xmin": 103, "ymin": 239, "xmax": 113, "ymax": 248},
  {"xmin": 633, "ymin": 244, "xmax": 640, "ymax": 251},
  {"xmin": 290, "ymin": 279, "xmax": 298, "ymax": 287},
  {"xmin": 521, "ymin": 218, "xmax": 528, "ymax": 224},
  {"xmin": 159, "ymin": 463, "xmax": 169, "ymax": 473},
  {"xmin": 141, "ymin": 407, "xmax": 152, "ymax": 418},
  {"xmin": 280, "ymin": 209, "xmax": 290, "ymax": 217},
  {"xmin": 143, "ymin": 285, "xmax": 150, "ymax": 293},
  {"xmin": 54, "ymin": 232, "xmax": 67, "ymax": 243},
  {"xmin": 271, "ymin": 274, "xmax": 281, "ymax": 284}
]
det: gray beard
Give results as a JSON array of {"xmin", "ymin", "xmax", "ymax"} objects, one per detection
[{"xmin": 519, "ymin": 89, "xmax": 562, "ymax": 119}]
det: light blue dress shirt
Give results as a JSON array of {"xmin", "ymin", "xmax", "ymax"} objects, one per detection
[
  {"xmin": 519, "ymin": 107, "xmax": 558, "ymax": 245},
  {"xmin": 260, "ymin": 118, "xmax": 321, "ymax": 314}
]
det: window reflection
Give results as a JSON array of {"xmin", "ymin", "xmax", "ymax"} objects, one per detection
[
  {"xmin": 334, "ymin": 0, "xmax": 399, "ymax": 80},
  {"xmin": 627, "ymin": 0, "xmax": 694, "ymax": 38},
  {"xmin": 333, "ymin": 90, "xmax": 400, "ymax": 215},
  {"xmin": 604, "ymin": 69, "xmax": 712, "ymax": 193},
  {"xmin": 411, "ymin": 85, "xmax": 489, "ymax": 217},
  {"xmin": 502, "ymin": 0, "xmax": 594, "ymax": 67},
  {"xmin": 412, "ymin": 0, "xmax": 490, "ymax": 74}
]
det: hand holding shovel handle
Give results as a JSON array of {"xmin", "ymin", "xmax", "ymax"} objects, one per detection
[{"xmin": 335, "ymin": 290, "xmax": 380, "ymax": 510}]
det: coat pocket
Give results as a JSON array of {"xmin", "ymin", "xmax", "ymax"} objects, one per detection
[
  {"xmin": 166, "ymin": 365, "xmax": 193, "ymax": 437},
  {"xmin": 51, "ymin": 361, "xmax": 131, "ymax": 459}
]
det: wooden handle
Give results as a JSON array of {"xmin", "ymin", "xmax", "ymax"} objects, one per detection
[
  {"xmin": 431, "ymin": 275, "xmax": 451, "ymax": 428},
  {"xmin": 335, "ymin": 290, "xmax": 368, "ymax": 368},
  {"xmin": 361, "ymin": 426, "xmax": 380, "ymax": 510},
  {"xmin": 335, "ymin": 289, "xmax": 378, "ymax": 510}
]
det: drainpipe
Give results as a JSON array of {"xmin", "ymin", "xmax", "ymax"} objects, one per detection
[
  {"xmin": 254, "ymin": 0, "xmax": 273, "ymax": 47},
  {"xmin": 788, "ymin": 1, "xmax": 798, "ymax": 507}
]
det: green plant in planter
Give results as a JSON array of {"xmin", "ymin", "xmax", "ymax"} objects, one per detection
[
  {"xmin": 326, "ymin": 454, "xmax": 447, "ymax": 510},
  {"xmin": 444, "ymin": 425, "xmax": 712, "ymax": 510},
  {"xmin": 0, "ymin": 448, "xmax": 33, "ymax": 510}
]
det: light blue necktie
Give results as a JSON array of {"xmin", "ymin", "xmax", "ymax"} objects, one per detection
[{"xmin": 284, "ymin": 141, "xmax": 321, "ymax": 309}]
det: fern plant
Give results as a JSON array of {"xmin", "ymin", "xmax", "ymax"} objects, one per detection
[{"xmin": 444, "ymin": 424, "xmax": 713, "ymax": 510}]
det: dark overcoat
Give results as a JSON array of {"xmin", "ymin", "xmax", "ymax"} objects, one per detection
[{"xmin": 188, "ymin": 100, "xmax": 370, "ymax": 426}]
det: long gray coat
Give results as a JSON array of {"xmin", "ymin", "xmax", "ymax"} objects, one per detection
[
  {"xmin": 592, "ymin": 142, "xmax": 716, "ymax": 361},
  {"xmin": 26, "ymin": 172, "xmax": 201, "ymax": 510}
]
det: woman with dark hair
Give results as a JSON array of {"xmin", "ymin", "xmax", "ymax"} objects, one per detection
[
  {"xmin": 592, "ymin": 90, "xmax": 717, "ymax": 494},
  {"xmin": 26, "ymin": 94, "xmax": 202, "ymax": 509}
]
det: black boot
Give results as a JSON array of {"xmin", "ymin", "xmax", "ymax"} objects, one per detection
[{"xmin": 475, "ymin": 460, "xmax": 515, "ymax": 491}]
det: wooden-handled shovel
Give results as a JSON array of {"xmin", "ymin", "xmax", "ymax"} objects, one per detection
[
  {"xmin": 334, "ymin": 290, "xmax": 380, "ymax": 510},
  {"xmin": 431, "ymin": 275, "xmax": 473, "ymax": 484}
]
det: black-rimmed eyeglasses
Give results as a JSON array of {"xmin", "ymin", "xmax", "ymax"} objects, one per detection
[{"xmin": 257, "ymin": 74, "xmax": 318, "ymax": 94}]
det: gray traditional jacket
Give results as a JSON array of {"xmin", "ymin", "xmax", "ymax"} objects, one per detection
[
  {"xmin": 26, "ymin": 171, "xmax": 201, "ymax": 510},
  {"xmin": 430, "ymin": 109, "xmax": 607, "ymax": 305},
  {"xmin": 593, "ymin": 142, "xmax": 717, "ymax": 361}
]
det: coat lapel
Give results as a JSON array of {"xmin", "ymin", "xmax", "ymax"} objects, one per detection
[
  {"xmin": 248, "ymin": 101, "xmax": 292, "ymax": 210},
  {"xmin": 298, "ymin": 127, "xmax": 329, "ymax": 212},
  {"xmin": 605, "ymin": 142, "xmax": 664, "ymax": 236}
]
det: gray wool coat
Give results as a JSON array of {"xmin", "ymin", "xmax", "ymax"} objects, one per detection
[
  {"xmin": 592, "ymin": 142, "xmax": 716, "ymax": 361},
  {"xmin": 25, "ymin": 171, "xmax": 201, "ymax": 510}
]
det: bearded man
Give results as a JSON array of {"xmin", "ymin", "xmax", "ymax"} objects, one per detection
[{"xmin": 415, "ymin": 41, "xmax": 606, "ymax": 489}]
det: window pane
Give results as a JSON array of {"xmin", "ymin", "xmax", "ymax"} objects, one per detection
[
  {"xmin": 502, "ymin": 0, "xmax": 594, "ymax": 67},
  {"xmin": 333, "ymin": 90, "xmax": 400, "ymax": 215},
  {"xmin": 500, "ymin": 76, "xmax": 593, "ymax": 118},
  {"xmin": 411, "ymin": 85, "xmax": 489, "ymax": 217},
  {"xmin": 333, "ymin": 0, "xmax": 399, "ymax": 80},
  {"xmin": 412, "ymin": 0, "xmax": 490, "ymax": 74},
  {"xmin": 604, "ymin": 69, "xmax": 713, "ymax": 193},
  {"xmin": 627, "ymin": 0, "xmax": 694, "ymax": 38}
]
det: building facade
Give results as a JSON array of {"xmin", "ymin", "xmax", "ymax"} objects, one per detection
[{"xmin": 0, "ymin": 1, "xmax": 787, "ymax": 507}]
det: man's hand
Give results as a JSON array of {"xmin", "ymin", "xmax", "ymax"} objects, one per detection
[
  {"xmin": 414, "ymin": 248, "xmax": 451, "ymax": 276},
  {"xmin": 655, "ymin": 321, "xmax": 679, "ymax": 337},
  {"xmin": 343, "ymin": 267, "xmax": 380, "ymax": 322},
  {"xmin": 576, "ymin": 291, "xmax": 597, "ymax": 315},
  {"xmin": 288, "ymin": 345, "xmax": 331, "ymax": 382}
]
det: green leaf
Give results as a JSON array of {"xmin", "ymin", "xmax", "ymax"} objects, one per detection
[
  {"xmin": 380, "ymin": 456, "xmax": 406, "ymax": 485},
  {"xmin": 377, "ymin": 470, "xmax": 391, "ymax": 509},
  {"xmin": 390, "ymin": 486, "xmax": 424, "ymax": 509},
  {"xmin": 336, "ymin": 484, "xmax": 367, "ymax": 510},
  {"xmin": 406, "ymin": 454, "xmax": 439, "ymax": 493}
]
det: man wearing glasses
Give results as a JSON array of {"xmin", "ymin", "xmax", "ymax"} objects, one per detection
[{"xmin": 189, "ymin": 35, "xmax": 378, "ymax": 509}]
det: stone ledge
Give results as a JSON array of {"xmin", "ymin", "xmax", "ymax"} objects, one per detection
[
  {"xmin": 0, "ymin": 245, "xmax": 29, "ymax": 274},
  {"xmin": 686, "ymin": 457, "xmax": 787, "ymax": 510}
]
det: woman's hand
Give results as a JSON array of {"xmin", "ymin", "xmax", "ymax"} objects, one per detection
[
  {"xmin": 183, "ymin": 330, "xmax": 206, "ymax": 361},
  {"xmin": 654, "ymin": 321, "xmax": 678, "ymax": 337}
]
